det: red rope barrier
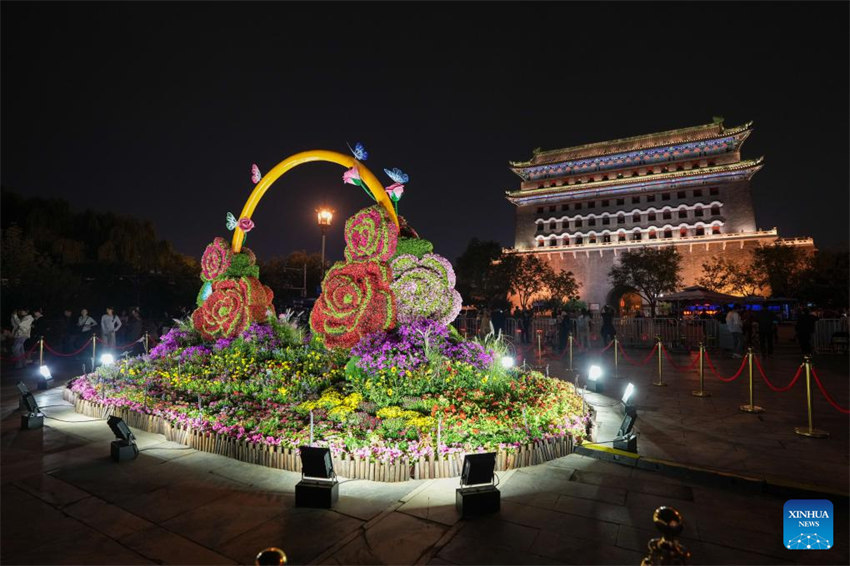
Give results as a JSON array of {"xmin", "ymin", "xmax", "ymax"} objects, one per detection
[
  {"xmin": 704, "ymin": 351, "xmax": 747, "ymax": 382},
  {"xmin": 754, "ymin": 356, "xmax": 802, "ymax": 392},
  {"xmin": 617, "ymin": 342, "xmax": 658, "ymax": 366},
  {"xmin": 661, "ymin": 344, "xmax": 699, "ymax": 372},
  {"xmin": 0, "ymin": 341, "xmax": 40, "ymax": 362},
  {"xmin": 599, "ymin": 340, "xmax": 614, "ymax": 353},
  {"xmin": 114, "ymin": 338, "xmax": 143, "ymax": 350},
  {"xmin": 811, "ymin": 368, "xmax": 850, "ymax": 414},
  {"xmin": 43, "ymin": 339, "xmax": 93, "ymax": 357}
]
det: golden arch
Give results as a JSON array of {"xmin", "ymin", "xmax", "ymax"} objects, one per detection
[{"xmin": 230, "ymin": 150, "xmax": 399, "ymax": 253}]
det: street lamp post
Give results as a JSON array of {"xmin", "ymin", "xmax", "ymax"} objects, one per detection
[{"xmin": 317, "ymin": 208, "xmax": 334, "ymax": 280}]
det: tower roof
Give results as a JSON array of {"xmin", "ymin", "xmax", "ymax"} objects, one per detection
[{"xmin": 509, "ymin": 120, "xmax": 753, "ymax": 168}]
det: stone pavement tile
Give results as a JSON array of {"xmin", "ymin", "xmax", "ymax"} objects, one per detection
[
  {"xmin": 135, "ymin": 441, "xmax": 198, "ymax": 462},
  {"xmin": 501, "ymin": 468, "xmax": 626, "ymax": 506},
  {"xmin": 0, "ymin": 485, "xmax": 153, "ymax": 565},
  {"xmin": 455, "ymin": 515, "xmax": 540, "ymax": 551},
  {"xmin": 363, "ymin": 511, "xmax": 447, "ymax": 564},
  {"xmin": 553, "ymin": 493, "xmax": 632, "ymax": 525},
  {"xmin": 216, "ymin": 508, "xmax": 363, "ymax": 565},
  {"xmin": 332, "ymin": 478, "xmax": 419, "ymax": 521},
  {"xmin": 160, "ymin": 489, "xmax": 290, "ymax": 549},
  {"xmin": 694, "ymin": 541, "xmax": 795, "ymax": 565},
  {"xmin": 553, "ymin": 454, "xmax": 631, "ymax": 476},
  {"xmin": 48, "ymin": 454, "xmax": 171, "ymax": 504},
  {"xmin": 119, "ymin": 525, "xmax": 238, "ymax": 565},
  {"xmin": 573, "ymin": 469, "xmax": 692, "ymax": 501},
  {"xmin": 533, "ymin": 529, "xmax": 646, "ymax": 565},
  {"xmin": 698, "ymin": 520, "xmax": 791, "ymax": 560},
  {"xmin": 317, "ymin": 531, "xmax": 379, "ymax": 565},
  {"xmin": 200, "ymin": 455, "xmax": 292, "ymax": 487},
  {"xmin": 64, "ymin": 495, "xmax": 156, "ymax": 540},
  {"xmin": 499, "ymin": 500, "xmax": 619, "ymax": 544},
  {"xmin": 436, "ymin": 530, "xmax": 558, "ymax": 565},
  {"xmin": 615, "ymin": 523, "xmax": 701, "ymax": 556},
  {"xmin": 398, "ymin": 477, "xmax": 463, "ymax": 526},
  {"xmin": 426, "ymin": 557, "xmax": 456, "ymax": 565},
  {"xmin": 152, "ymin": 448, "xmax": 238, "ymax": 475},
  {"xmin": 119, "ymin": 479, "xmax": 247, "ymax": 524},
  {"xmin": 14, "ymin": 473, "xmax": 91, "ymax": 509}
]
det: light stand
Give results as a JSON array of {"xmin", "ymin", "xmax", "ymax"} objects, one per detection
[
  {"xmin": 295, "ymin": 446, "xmax": 338, "ymax": 508},
  {"xmin": 456, "ymin": 452, "xmax": 500, "ymax": 518},
  {"xmin": 107, "ymin": 416, "xmax": 139, "ymax": 462},
  {"xmin": 316, "ymin": 208, "xmax": 334, "ymax": 282}
]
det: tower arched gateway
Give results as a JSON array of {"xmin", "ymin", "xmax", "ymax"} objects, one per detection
[{"xmin": 505, "ymin": 120, "xmax": 814, "ymax": 315}]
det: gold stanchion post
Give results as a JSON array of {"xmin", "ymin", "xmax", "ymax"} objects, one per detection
[
  {"xmin": 91, "ymin": 336, "xmax": 97, "ymax": 371},
  {"xmin": 692, "ymin": 342, "xmax": 710, "ymax": 397},
  {"xmin": 613, "ymin": 336, "xmax": 619, "ymax": 378},
  {"xmin": 652, "ymin": 336, "xmax": 666, "ymax": 386},
  {"xmin": 794, "ymin": 356, "xmax": 829, "ymax": 438},
  {"xmin": 739, "ymin": 347, "xmax": 764, "ymax": 413},
  {"xmin": 568, "ymin": 333, "xmax": 574, "ymax": 371},
  {"xmin": 143, "ymin": 332, "xmax": 149, "ymax": 355},
  {"xmin": 537, "ymin": 329, "xmax": 542, "ymax": 360},
  {"xmin": 640, "ymin": 507, "xmax": 692, "ymax": 565},
  {"xmin": 39, "ymin": 336, "xmax": 44, "ymax": 367}
]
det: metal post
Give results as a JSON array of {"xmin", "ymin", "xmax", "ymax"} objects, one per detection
[
  {"xmin": 91, "ymin": 336, "xmax": 97, "ymax": 371},
  {"xmin": 320, "ymin": 227, "xmax": 327, "ymax": 281},
  {"xmin": 568, "ymin": 333, "xmax": 574, "ymax": 371},
  {"xmin": 537, "ymin": 330, "xmax": 542, "ymax": 359},
  {"xmin": 613, "ymin": 336, "xmax": 619, "ymax": 378},
  {"xmin": 739, "ymin": 347, "xmax": 764, "ymax": 413},
  {"xmin": 39, "ymin": 336, "xmax": 44, "ymax": 367},
  {"xmin": 640, "ymin": 507, "xmax": 692, "ymax": 565},
  {"xmin": 692, "ymin": 342, "xmax": 710, "ymax": 397},
  {"xmin": 302, "ymin": 263, "xmax": 307, "ymax": 297},
  {"xmin": 652, "ymin": 336, "xmax": 666, "ymax": 386},
  {"xmin": 143, "ymin": 332, "xmax": 149, "ymax": 355},
  {"xmin": 795, "ymin": 356, "xmax": 829, "ymax": 438}
]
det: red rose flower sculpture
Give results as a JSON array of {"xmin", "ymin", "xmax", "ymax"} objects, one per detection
[
  {"xmin": 310, "ymin": 260, "xmax": 396, "ymax": 349},
  {"xmin": 201, "ymin": 237, "xmax": 233, "ymax": 281},
  {"xmin": 192, "ymin": 276, "xmax": 274, "ymax": 340},
  {"xmin": 344, "ymin": 205, "xmax": 399, "ymax": 262}
]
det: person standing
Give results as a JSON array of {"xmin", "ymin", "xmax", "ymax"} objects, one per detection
[
  {"xmin": 795, "ymin": 308, "xmax": 818, "ymax": 357},
  {"xmin": 61, "ymin": 309, "xmax": 75, "ymax": 353},
  {"xmin": 12, "ymin": 308, "xmax": 33, "ymax": 369},
  {"xmin": 100, "ymin": 307, "xmax": 122, "ymax": 349},
  {"xmin": 577, "ymin": 309, "xmax": 591, "ymax": 350},
  {"xmin": 756, "ymin": 308, "xmax": 777, "ymax": 357},
  {"xmin": 492, "ymin": 308, "xmax": 506, "ymax": 337},
  {"xmin": 726, "ymin": 306, "xmax": 743, "ymax": 358},
  {"xmin": 77, "ymin": 308, "xmax": 97, "ymax": 349},
  {"xmin": 521, "ymin": 309, "xmax": 533, "ymax": 345},
  {"xmin": 601, "ymin": 306, "xmax": 616, "ymax": 347}
]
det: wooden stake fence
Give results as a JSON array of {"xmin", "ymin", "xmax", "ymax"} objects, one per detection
[{"xmin": 64, "ymin": 389, "xmax": 573, "ymax": 482}]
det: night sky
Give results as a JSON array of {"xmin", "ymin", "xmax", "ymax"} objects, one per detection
[{"xmin": 2, "ymin": 2, "xmax": 848, "ymax": 267}]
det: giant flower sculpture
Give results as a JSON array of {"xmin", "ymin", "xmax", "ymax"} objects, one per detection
[
  {"xmin": 310, "ymin": 260, "xmax": 396, "ymax": 349},
  {"xmin": 192, "ymin": 276, "xmax": 274, "ymax": 341},
  {"xmin": 391, "ymin": 253, "xmax": 462, "ymax": 326},
  {"xmin": 344, "ymin": 205, "xmax": 399, "ymax": 262},
  {"xmin": 200, "ymin": 237, "xmax": 233, "ymax": 281}
]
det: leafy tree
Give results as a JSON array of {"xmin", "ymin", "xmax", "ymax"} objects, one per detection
[
  {"xmin": 797, "ymin": 247, "xmax": 849, "ymax": 309},
  {"xmin": 697, "ymin": 256, "xmax": 736, "ymax": 292},
  {"xmin": 609, "ymin": 247, "xmax": 682, "ymax": 317},
  {"xmin": 454, "ymin": 238, "xmax": 514, "ymax": 309},
  {"xmin": 544, "ymin": 269, "xmax": 581, "ymax": 310},
  {"xmin": 507, "ymin": 254, "xmax": 553, "ymax": 311},
  {"xmin": 752, "ymin": 242, "xmax": 811, "ymax": 298}
]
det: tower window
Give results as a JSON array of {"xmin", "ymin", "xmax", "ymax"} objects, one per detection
[
  {"xmin": 588, "ymin": 218, "xmax": 596, "ymax": 227},
  {"xmin": 603, "ymin": 234, "xmax": 611, "ymax": 243},
  {"xmin": 647, "ymin": 212, "xmax": 656, "ymax": 221},
  {"xmin": 575, "ymin": 219, "xmax": 583, "ymax": 228},
  {"xmin": 602, "ymin": 216, "xmax": 610, "ymax": 225},
  {"xmin": 711, "ymin": 205, "xmax": 720, "ymax": 216},
  {"xmin": 696, "ymin": 226, "xmax": 705, "ymax": 236},
  {"xmin": 618, "ymin": 232, "xmax": 626, "ymax": 242},
  {"xmin": 662, "ymin": 193, "xmax": 671, "ymax": 201},
  {"xmin": 602, "ymin": 199, "xmax": 610, "ymax": 207},
  {"xmin": 664, "ymin": 228, "xmax": 672, "ymax": 239},
  {"xmin": 678, "ymin": 207, "xmax": 687, "ymax": 219},
  {"xmin": 712, "ymin": 226, "xmax": 721, "ymax": 235},
  {"xmin": 663, "ymin": 210, "xmax": 672, "ymax": 220},
  {"xmin": 561, "ymin": 204, "xmax": 569, "ymax": 211},
  {"xmin": 575, "ymin": 235, "xmax": 583, "ymax": 245},
  {"xmin": 537, "ymin": 239, "xmax": 545, "ymax": 247},
  {"xmin": 709, "ymin": 187, "xmax": 719, "ymax": 196},
  {"xmin": 647, "ymin": 195, "xmax": 656, "ymax": 202},
  {"xmin": 617, "ymin": 214, "xmax": 625, "ymax": 225},
  {"xmin": 633, "ymin": 230, "xmax": 642, "ymax": 241},
  {"xmin": 693, "ymin": 189, "xmax": 703, "ymax": 197},
  {"xmin": 549, "ymin": 205, "xmax": 556, "ymax": 212},
  {"xmin": 632, "ymin": 196, "xmax": 640, "ymax": 204},
  {"xmin": 575, "ymin": 202, "xmax": 582, "ymax": 210},
  {"xmin": 680, "ymin": 227, "xmax": 689, "ymax": 238},
  {"xmin": 588, "ymin": 201, "xmax": 596, "ymax": 209},
  {"xmin": 536, "ymin": 223, "xmax": 544, "ymax": 232},
  {"xmin": 549, "ymin": 239, "xmax": 557, "ymax": 247},
  {"xmin": 616, "ymin": 198, "xmax": 624, "ymax": 205},
  {"xmin": 694, "ymin": 207, "xmax": 704, "ymax": 218},
  {"xmin": 677, "ymin": 191, "xmax": 686, "ymax": 199},
  {"xmin": 649, "ymin": 230, "xmax": 657, "ymax": 240},
  {"xmin": 536, "ymin": 207, "xmax": 544, "ymax": 214},
  {"xmin": 633, "ymin": 212, "xmax": 641, "ymax": 222}
]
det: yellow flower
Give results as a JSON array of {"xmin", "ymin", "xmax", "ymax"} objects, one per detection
[{"xmin": 387, "ymin": 389, "xmax": 393, "ymax": 396}]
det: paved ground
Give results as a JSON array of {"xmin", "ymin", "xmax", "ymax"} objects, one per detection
[{"xmin": 1, "ymin": 353, "xmax": 848, "ymax": 565}]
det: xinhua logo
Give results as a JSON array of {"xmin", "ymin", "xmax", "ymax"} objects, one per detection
[{"xmin": 784, "ymin": 499, "xmax": 833, "ymax": 550}]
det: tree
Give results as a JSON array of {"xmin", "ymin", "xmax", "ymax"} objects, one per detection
[
  {"xmin": 752, "ymin": 243, "xmax": 811, "ymax": 298},
  {"xmin": 507, "ymin": 254, "xmax": 553, "ymax": 311},
  {"xmin": 609, "ymin": 247, "xmax": 682, "ymax": 317},
  {"xmin": 454, "ymin": 238, "xmax": 514, "ymax": 309},
  {"xmin": 697, "ymin": 255, "xmax": 762, "ymax": 297},
  {"xmin": 544, "ymin": 269, "xmax": 581, "ymax": 310},
  {"xmin": 799, "ymin": 247, "xmax": 849, "ymax": 310}
]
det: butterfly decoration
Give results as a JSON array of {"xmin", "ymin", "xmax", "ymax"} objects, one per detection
[
  {"xmin": 384, "ymin": 167, "xmax": 409, "ymax": 184},
  {"xmin": 226, "ymin": 212, "xmax": 238, "ymax": 231},
  {"xmin": 346, "ymin": 141, "xmax": 368, "ymax": 161},
  {"xmin": 251, "ymin": 163, "xmax": 262, "ymax": 184},
  {"xmin": 201, "ymin": 281, "xmax": 213, "ymax": 301}
]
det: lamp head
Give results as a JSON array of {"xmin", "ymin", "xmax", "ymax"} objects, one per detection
[
  {"xmin": 460, "ymin": 452, "xmax": 497, "ymax": 487},
  {"xmin": 622, "ymin": 383, "xmax": 635, "ymax": 405},
  {"xmin": 500, "ymin": 356, "xmax": 515, "ymax": 369},
  {"xmin": 39, "ymin": 365, "xmax": 52, "ymax": 379},
  {"xmin": 299, "ymin": 446, "xmax": 335, "ymax": 480},
  {"xmin": 588, "ymin": 365, "xmax": 602, "ymax": 381},
  {"xmin": 100, "ymin": 353, "xmax": 115, "ymax": 366},
  {"xmin": 107, "ymin": 416, "xmax": 135, "ymax": 442},
  {"xmin": 316, "ymin": 209, "xmax": 333, "ymax": 227}
]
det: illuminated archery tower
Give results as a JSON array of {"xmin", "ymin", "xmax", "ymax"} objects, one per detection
[{"xmin": 505, "ymin": 119, "xmax": 814, "ymax": 314}]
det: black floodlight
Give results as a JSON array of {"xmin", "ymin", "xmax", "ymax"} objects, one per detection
[
  {"xmin": 16, "ymin": 381, "xmax": 29, "ymax": 396},
  {"xmin": 22, "ymin": 393, "xmax": 39, "ymax": 414},
  {"xmin": 614, "ymin": 405, "xmax": 638, "ymax": 453},
  {"xmin": 460, "ymin": 452, "xmax": 497, "ymax": 487},
  {"xmin": 457, "ymin": 452, "xmax": 500, "ymax": 517},
  {"xmin": 299, "ymin": 446, "xmax": 335, "ymax": 480},
  {"xmin": 107, "ymin": 416, "xmax": 138, "ymax": 462},
  {"xmin": 18, "ymin": 381, "xmax": 44, "ymax": 430},
  {"xmin": 295, "ymin": 446, "xmax": 338, "ymax": 508}
]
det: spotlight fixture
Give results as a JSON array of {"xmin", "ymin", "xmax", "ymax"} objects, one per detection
[
  {"xmin": 38, "ymin": 365, "xmax": 54, "ymax": 390},
  {"xmin": 621, "ymin": 382, "xmax": 635, "ymax": 406},
  {"xmin": 500, "ymin": 356, "xmax": 515, "ymax": 369},
  {"xmin": 586, "ymin": 364, "xmax": 603, "ymax": 393},
  {"xmin": 295, "ymin": 446, "xmax": 338, "ymax": 508},
  {"xmin": 614, "ymin": 405, "xmax": 638, "ymax": 453},
  {"xmin": 456, "ymin": 452, "xmax": 500, "ymax": 517},
  {"xmin": 18, "ymin": 381, "xmax": 43, "ymax": 430},
  {"xmin": 106, "ymin": 416, "xmax": 138, "ymax": 462},
  {"xmin": 100, "ymin": 353, "xmax": 115, "ymax": 366}
]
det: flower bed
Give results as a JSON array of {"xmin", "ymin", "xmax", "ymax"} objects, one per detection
[{"xmin": 67, "ymin": 315, "xmax": 590, "ymax": 481}]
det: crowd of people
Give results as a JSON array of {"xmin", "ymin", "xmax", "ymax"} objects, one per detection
[{"xmin": 3, "ymin": 305, "xmax": 195, "ymax": 368}]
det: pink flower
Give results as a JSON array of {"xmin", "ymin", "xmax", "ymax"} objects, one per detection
[
  {"xmin": 237, "ymin": 217, "xmax": 255, "ymax": 232},
  {"xmin": 385, "ymin": 182, "xmax": 404, "ymax": 201},
  {"xmin": 342, "ymin": 166, "xmax": 361, "ymax": 185}
]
